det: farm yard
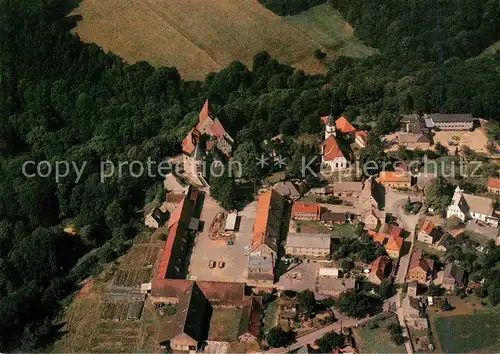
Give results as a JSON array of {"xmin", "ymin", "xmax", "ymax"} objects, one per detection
[
  {"xmin": 71, "ymin": 0, "xmax": 373, "ymax": 80},
  {"xmin": 430, "ymin": 308, "xmax": 500, "ymax": 353},
  {"xmin": 432, "ymin": 128, "xmax": 490, "ymax": 155}
]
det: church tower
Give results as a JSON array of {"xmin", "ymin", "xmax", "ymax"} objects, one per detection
[{"xmin": 324, "ymin": 115, "xmax": 336, "ymax": 139}]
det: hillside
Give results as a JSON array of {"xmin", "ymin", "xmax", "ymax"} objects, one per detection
[{"xmin": 71, "ymin": 0, "xmax": 372, "ymax": 80}]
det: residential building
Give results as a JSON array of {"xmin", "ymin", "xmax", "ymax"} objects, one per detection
[
  {"xmin": 487, "ymin": 178, "xmax": 500, "ymax": 194},
  {"xmin": 355, "ymin": 130, "xmax": 368, "ymax": 148},
  {"xmin": 321, "ymin": 212, "xmax": 349, "ymax": 225},
  {"xmin": 377, "ymin": 171, "xmax": 412, "ymax": 189},
  {"xmin": 403, "ymin": 296, "xmax": 428, "ymax": 330},
  {"xmin": 401, "ymin": 114, "xmax": 430, "ymax": 135},
  {"xmin": 442, "ymin": 263, "xmax": 465, "ymax": 293},
  {"xmin": 292, "ymin": 202, "xmax": 321, "ymax": 221},
  {"xmin": 182, "ymin": 100, "xmax": 234, "ymax": 186},
  {"xmin": 247, "ymin": 253, "xmax": 274, "ymax": 288},
  {"xmin": 417, "ymin": 220, "xmax": 442, "ymax": 244},
  {"xmin": 446, "ymin": 187, "xmax": 499, "ymax": 227},
  {"xmin": 407, "ymin": 249, "xmax": 434, "ymax": 283},
  {"xmin": 251, "ymin": 189, "xmax": 284, "ymax": 255},
  {"xmin": 284, "ymin": 233, "xmax": 331, "ymax": 258},
  {"xmin": 330, "ymin": 182, "xmax": 363, "ymax": 198},
  {"xmin": 397, "ymin": 132, "xmax": 431, "ymax": 149},
  {"xmin": 424, "ymin": 113, "xmax": 474, "ymax": 131},
  {"xmin": 368, "ymin": 230, "xmax": 386, "ymax": 245},
  {"xmin": 321, "ymin": 135, "xmax": 349, "ymax": 170},
  {"xmin": 364, "ymin": 210, "xmax": 380, "ymax": 230},
  {"xmin": 381, "ymin": 223, "xmax": 404, "ymax": 238},
  {"xmin": 156, "ymin": 187, "xmax": 199, "ymax": 280},
  {"xmin": 385, "ymin": 235, "xmax": 403, "ymax": 259},
  {"xmin": 273, "ymin": 181, "xmax": 300, "ymax": 201},
  {"xmin": 369, "ymin": 256, "xmax": 391, "ymax": 285},
  {"xmin": 359, "ymin": 177, "xmax": 383, "ymax": 209},
  {"xmin": 145, "ymin": 206, "xmax": 166, "ymax": 229},
  {"xmin": 407, "ymin": 281, "xmax": 418, "ymax": 297}
]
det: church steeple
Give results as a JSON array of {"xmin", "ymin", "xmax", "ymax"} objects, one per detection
[{"xmin": 324, "ymin": 115, "xmax": 336, "ymax": 139}]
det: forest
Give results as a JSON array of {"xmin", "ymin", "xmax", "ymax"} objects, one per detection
[{"xmin": 0, "ymin": 0, "xmax": 499, "ymax": 351}]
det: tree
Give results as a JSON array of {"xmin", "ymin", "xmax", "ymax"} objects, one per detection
[
  {"xmin": 297, "ymin": 289, "xmax": 316, "ymax": 314},
  {"xmin": 387, "ymin": 323, "xmax": 405, "ymax": 345},
  {"xmin": 445, "ymin": 216, "xmax": 463, "ymax": 230},
  {"xmin": 427, "ymin": 282, "xmax": 443, "ymax": 296},
  {"xmin": 440, "ymin": 298, "xmax": 453, "ymax": 312},
  {"xmin": 209, "ymin": 172, "xmax": 236, "ymax": 210},
  {"xmin": 377, "ymin": 279, "xmax": 395, "ymax": 300},
  {"xmin": 314, "ymin": 331, "xmax": 345, "ymax": 352},
  {"xmin": 266, "ymin": 327, "xmax": 294, "ymax": 348},
  {"xmin": 359, "ymin": 135, "xmax": 387, "ymax": 176},
  {"xmin": 233, "ymin": 141, "xmax": 261, "ymax": 179},
  {"xmin": 313, "ymin": 49, "xmax": 327, "ymax": 60},
  {"xmin": 425, "ymin": 177, "xmax": 453, "ymax": 214},
  {"xmin": 337, "ymin": 290, "xmax": 382, "ymax": 318}
]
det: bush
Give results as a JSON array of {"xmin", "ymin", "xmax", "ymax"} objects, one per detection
[{"xmin": 313, "ymin": 49, "xmax": 327, "ymax": 60}]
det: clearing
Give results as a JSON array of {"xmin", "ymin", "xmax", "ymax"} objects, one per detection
[
  {"xmin": 284, "ymin": 4, "xmax": 377, "ymax": 58},
  {"xmin": 429, "ymin": 306, "xmax": 500, "ymax": 353},
  {"xmin": 432, "ymin": 128, "xmax": 489, "ymax": 155},
  {"xmin": 72, "ymin": 0, "xmax": 373, "ymax": 80},
  {"xmin": 353, "ymin": 313, "xmax": 405, "ymax": 353}
]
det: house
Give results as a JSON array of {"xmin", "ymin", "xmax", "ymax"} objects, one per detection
[
  {"xmin": 360, "ymin": 177, "xmax": 383, "ymax": 209},
  {"xmin": 385, "ymin": 235, "xmax": 404, "ymax": 259},
  {"xmin": 273, "ymin": 181, "xmax": 300, "ymax": 201},
  {"xmin": 321, "ymin": 212, "xmax": 349, "ymax": 225},
  {"xmin": 381, "ymin": 223, "xmax": 404, "ymax": 238},
  {"xmin": 364, "ymin": 210, "xmax": 380, "ymax": 230},
  {"xmin": 401, "ymin": 114, "xmax": 430, "ymax": 134},
  {"xmin": 424, "ymin": 113, "xmax": 474, "ymax": 131},
  {"xmin": 407, "ymin": 281, "xmax": 418, "ymax": 297},
  {"xmin": 487, "ymin": 178, "xmax": 500, "ymax": 194},
  {"xmin": 446, "ymin": 187, "xmax": 499, "ymax": 227},
  {"xmin": 403, "ymin": 296, "xmax": 428, "ymax": 330},
  {"xmin": 417, "ymin": 220, "xmax": 442, "ymax": 244},
  {"xmin": 182, "ymin": 100, "xmax": 234, "ymax": 186},
  {"xmin": 247, "ymin": 253, "xmax": 274, "ymax": 288},
  {"xmin": 397, "ymin": 133, "xmax": 431, "ymax": 149},
  {"xmin": 156, "ymin": 186, "xmax": 199, "ymax": 280},
  {"xmin": 330, "ymin": 182, "xmax": 363, "ymax": 198},
  {"xmin": 145, "ymin": 206, "xmax": 167, "ymax": 229},
  {"xmin": 335, "ymin": 116, "xmax": 357, "ymax": 137},
  {"xmin": 355, "ymin": 130, "xmax": 368, "ymax": 148},
  {"xmin": 397, "ymin": 114, "xmax": 432, "ymax": 149},
  {"xmin": 377, "ymin": 171, "xmax": 412, "ymax": 189},
  {"xmin": 369, "ymin": 256, "xmax": 391, "ymax": 285},
  {"xmin": 321, "ymin": 135, "xmax": 349, "ymax": 170},
  {"xmin": 442, "ymin": 263, "xmax": 465, "ymax": 293},
  {"xmin": 251, "ymin": 189, "xmax": 284, "ymax": 256},
  {"xmin": 292, "ymin": 202, "xmax": 321, "ymax": 221},
  {"xmin": 407, "ymin": 249, "xmax": 434, "ymax": 283},
  {"xmin": 284, "ymin": 233, "xmax": 331, "ymax": 258},
  {"xmin": 368, "ymin": 230, "xmax": 386, "ymax": 245}
]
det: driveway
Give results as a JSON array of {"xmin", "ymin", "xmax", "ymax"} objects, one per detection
[
  {"xmin": 276, "ymin": 262, "xmax": 321, "ymax": 295},
  {"xmin": 384, "ymin": 190, "xmax": 421, "ymax": 233}
]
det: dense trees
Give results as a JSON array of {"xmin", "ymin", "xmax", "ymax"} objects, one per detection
[
  {"xmin": 266, "ymin": 327, "xmax": 295, "ymax": 348},
  {"xmin": 337, "ymin": 289, "xmax": 382, "ymax": 319},
  {"xmin": 315, "ymin": 331, "xmax": 346, "ymax": 352},
  {"xmin": 258, "ymin": 0, "xmax": 327, "ymax": 16}
]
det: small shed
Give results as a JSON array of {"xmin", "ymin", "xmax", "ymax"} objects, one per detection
[
  {"xmin": 318, "ymin": 267, "xmax": 340, "ymax": 278},
  {"xmin": 189, "ymin": 218, "xmax": 200, "ymax": 231},
  {"xmin": 225, "ymin": 212, "xmax": 238, "ymax": 231},
  {"xmin": 140, "ymin": 282, "xmax": 152, "ymax": 294}
]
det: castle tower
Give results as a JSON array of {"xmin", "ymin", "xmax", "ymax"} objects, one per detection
[{"xmin": 324, "ymin": 115, "xmax": 336, "ymax": 139}]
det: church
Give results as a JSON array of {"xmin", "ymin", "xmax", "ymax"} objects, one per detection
[{"xmin": 446, "ymin": 187, "xmax": 498, "ymax": 227}]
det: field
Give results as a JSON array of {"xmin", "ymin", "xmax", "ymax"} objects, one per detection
[
  {"xmin": 431, "ymin": 308, "xmax": 500, "ymax": 353},
  {"xmin": 72, "ymin": 0, "xmax": 374, "ymax": 80},
  {"xmin": 353, "ymin": 313, "xmax": 405, "ymax": 353},
  {"xmin": 432, "ymin": 128, "xmax": 489, "ymax": 154},
  {"xmin": 284, "ymin": 4, "xmax": 377, "ymax": 58}
]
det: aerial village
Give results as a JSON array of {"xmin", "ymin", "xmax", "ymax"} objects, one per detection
[{"xmin": 77, "ymin": 101, "xmax": 500, "ymax": 353}]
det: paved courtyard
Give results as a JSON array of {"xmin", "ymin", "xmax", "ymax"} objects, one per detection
[
  {"xmin": 188, "ymin": 196, "xmax": 256, "ymax": 283},
  {"xmin": 276, "ymin": 262, "xmax": 321, "ymax": 294}
]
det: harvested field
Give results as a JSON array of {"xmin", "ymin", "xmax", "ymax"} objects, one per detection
[
  {"xmin": 113, "ymin": 268, "xmax": 152, "ymax": 287},
  {"xmin": 120, "ymin": 245, "xmax": 158, "ymax": 268},
  {"xmin": 100, "ymin": 301, "xmax": 131, "ymax": 321},
  {"xmin": 72, "ymin": 0, "xmax": 350, "ymax": 80}
]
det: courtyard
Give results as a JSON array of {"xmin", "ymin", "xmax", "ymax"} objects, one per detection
[{"xmin": 187, "ymin": 196, "xmax": 256, "ymax": 283}]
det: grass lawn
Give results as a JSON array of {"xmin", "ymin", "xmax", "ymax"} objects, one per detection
[
  {"xmin": 353, "ymin": 313, "xmax": 405, "ymax": 353},
  {"xmin": 284, "ymin": 4, "xmax": 377, "ymax": 58},
  {"xmin": 296, "ymin": 220, "xmax": 331, "ymax": 234},
  {"xmin": 331, "ymin": 223, "xmax": 357, "ymax": 239},
  {"xmin": 431, "ymin": 308, "xmax": 500, "ymax": 353},
  {"xmin": 208, "ymin": 307, "xmax": 243, "ymax": 341}
]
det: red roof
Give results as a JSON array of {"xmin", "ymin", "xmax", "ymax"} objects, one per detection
[
  {"xmin": 211, "ymin": 118, "xmax": 226, "ymax": 138},
  {"xmin": 151, "ymin": 279, "xmax": 245, "ymax": 303},
  {"xmin": 368, "ymin": 230, "xmax": 386, "ymax": 244},
  {"xmin": 385, "ymin": 235, "xmax": 403, "ymax": 252},
  {"xmin": 252, "ymin": 190, "xmax": 273, "ymax": 252},
  {"xmin": 292, "ymin": 202, "xmax": 320, "ymax": 217},
  {"xmin": 167, "ymin": 196, "xmax": 186, "ymax": 229},
  {"xmin": 155, "ymin": 222, "xmax": 180, "ymax": 280},
  {"xmin": 199, "ymin": 99, "xmax": 210, "ymax": 125},
  {"xmin": 182, "ymin": 128, "xmax": 200, "ymax": 155},
  {"xmin": 335, "ymin": 117, "xmax": 356, "ymax": 134},
  {"xmin": 378, "ymin": 171, "xmax": 411, "ymax": 183},
  {"xmin": 356, "ymin": 130, "xmax": 368, "ymax": 138},
  {"xmin": 383, "ymin": 224, "xmax": 403, "ymax": 238},
  {"xmin": 320, "ymin": 116, "xmax": 329, "ymax": 124},
  {"xmin": 420, "ymin": 220, "xmax": 435, "ymax": 235},
  {"xmin": 409, "ymin": 249, "xmax": 434, "ymax": 273},
  {"xmin": 322, "ymin": 135, "xmax": 345, "ymax": 161},
  {"xmin": 488, "ymin": 178, "xmax": 500, "ymax": 189}
]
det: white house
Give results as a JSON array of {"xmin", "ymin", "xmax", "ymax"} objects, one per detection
[{"xmin": 446, "ymin": 187, "xmax": 499, "ymax": 227}]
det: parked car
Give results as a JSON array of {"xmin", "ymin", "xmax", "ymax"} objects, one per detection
[
  {"xmin": 209, "ymin": 260, "xmax": 216, "ymax": 268},
  {"xmin": 218, "ymin": 261, "xmax": 225, "ymax": 268},
  {"xmin": 226, "ymin": 240, "xmax": 234, "ymax": 245}
]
